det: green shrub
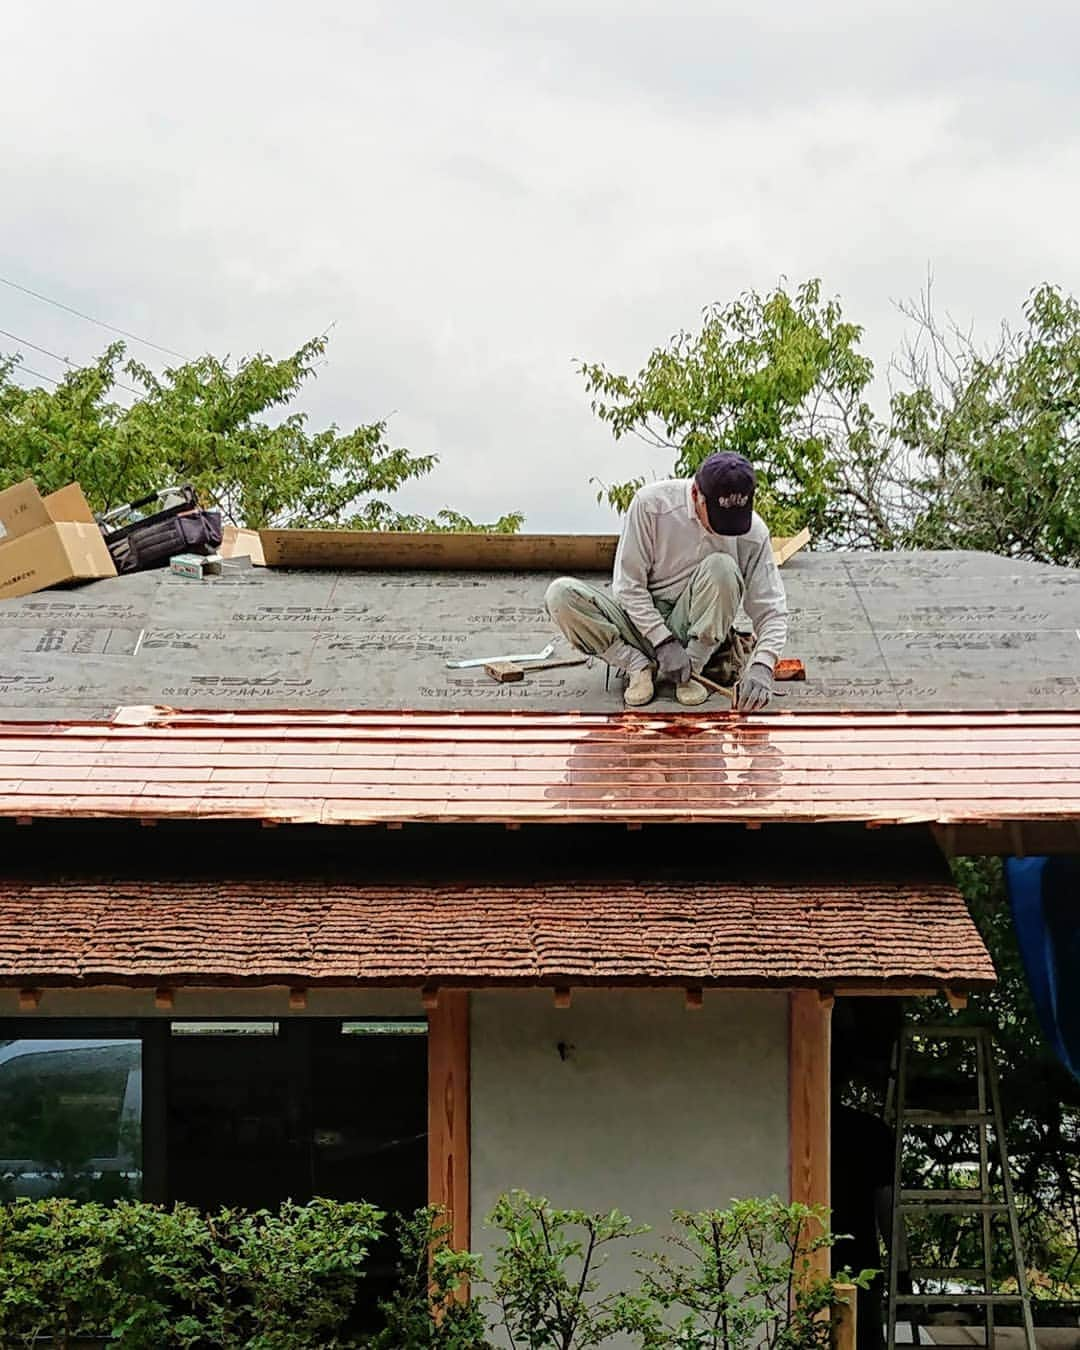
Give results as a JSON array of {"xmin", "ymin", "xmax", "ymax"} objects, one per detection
[
  {"xmin": 635, "ymin": 1197, "xmax": 874, "ymax": 1350},
  {"xmin": 486, "ymin": 1190, "xmax": 652, "ymax": 1349},
  {"xmin": 0, "ymin": 1195, "xmax": 865, "ymax": 1349},
  {"xmin": 0, "ymin": 1197, "xmax": 383, "ymax": 1349},
  {"xmin": 367, "ymin": 1206, "xmax": 489, "ymax": 1350}
]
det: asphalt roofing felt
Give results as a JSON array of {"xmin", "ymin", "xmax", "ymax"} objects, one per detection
[{"xmin": 0, "ymin": 549, "xmax": 1077, "ymax": 720}]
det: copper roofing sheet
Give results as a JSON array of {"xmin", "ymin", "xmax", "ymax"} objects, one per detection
[
  {"xmin": 0, "ymin": 875, "xmax": 994, "ymax": 990},
  {"xmin": 0, "ymin": 709, "xmax": 1077, "ymax": 827}
]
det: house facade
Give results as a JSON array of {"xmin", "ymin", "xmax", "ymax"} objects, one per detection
[{"xmin": 0, "ymin": 541, "xmax": 1076, "ymax": 1310}]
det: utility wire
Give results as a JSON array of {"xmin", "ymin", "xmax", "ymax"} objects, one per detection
[
  {"xmin": 0, "ymin": 326, "xmax": 142, "ymax": 395},
  {"xmin": 8, "ymin": 363, "xmax": 62, "ymax": 386},
  {"xmin": 0, "ymin": 274, "xmax": 188, "ymax": 360}
]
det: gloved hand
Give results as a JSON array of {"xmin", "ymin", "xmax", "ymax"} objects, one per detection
[
  {"xmin": 736, "ymin": 661, "xmax": 773, "ymax": 712},
  {"xmin": 654, "ymin": 636, "xmax": 692, "ymax": 686}
]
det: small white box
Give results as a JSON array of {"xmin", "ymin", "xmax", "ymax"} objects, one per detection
[{"xmin": 170, "ymin": 553, "xmax": 222, "ymax": 580}]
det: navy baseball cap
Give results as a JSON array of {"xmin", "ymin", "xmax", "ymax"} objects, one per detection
[{"xmin": 695, "ymin": 452, "xmax": 756, "ymax": 535}]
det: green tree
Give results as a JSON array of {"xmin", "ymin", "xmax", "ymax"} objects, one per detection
[
  {"xmin": 0, "ymin": 337, "xmax": 523, "ymax": 532},
  {"xmin": 579, "ymin": 279, "xmax": 879, "ymax": 542},
  {"xmin": 580, "ymin": 279, "xmax": 1080, "ymax": 566},
  {"xmin": 885, "ymin": 283, "xmax": 1080, "ymax": 565}
]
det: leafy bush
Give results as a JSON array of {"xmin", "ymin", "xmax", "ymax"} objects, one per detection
[
  {"xmin": 0, "ymin": 1195, "xmax": 863, "ymax": 1349},
  {"xmin": 0, "ymin": 1197, "xmax": 383, "ymax": 1349},
  {"xmin": 636, "ymin": 1198, "xmax": 873, "ymax": 1350},
  {"xmin": 486, "ymin": 1190, "xmax": 651, "ymax": 1349},
  {"xmin": 368, "ymin": 1206, "xmax": 490, "ymax": 1350}
]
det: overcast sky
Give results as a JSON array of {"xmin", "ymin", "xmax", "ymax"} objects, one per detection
[{"xmin": 3, "ymin": 0, "xmax": 1079, "ymax": 530}]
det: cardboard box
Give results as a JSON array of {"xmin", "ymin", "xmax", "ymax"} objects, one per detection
[
  {"xmin": 0, "ymin": 480, "xmax": 117, "ymax": 600},
  {"xmin": 0, "ymin": 479, "xmax": 97, "ymax": 543},
  {"xmin": 220, "ymin": 525, "xmax": 266, "ymax": 565}
]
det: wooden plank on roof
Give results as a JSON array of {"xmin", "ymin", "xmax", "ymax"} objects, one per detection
[
  {"xmin": 257, "ymin": 529, "xmax": 811, "ymax": 572},
  {"xmin": 773, "ymin": 526, "xmax": 811, "ymax": 566},
  {"xmin": 259, "ymin": 530, "xmax": 620, "ymax": 572}
]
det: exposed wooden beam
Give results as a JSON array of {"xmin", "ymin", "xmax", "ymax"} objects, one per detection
[
  {"xmin": 833, "ymin": 985, "xmax": 952, "ymax": 998},
  {"xmin": 288, "ymin": 987, "xmax": 308, "ymax": 1011},
  {"xmin": 945, "ymin": 989, "xmax": 968, "ymax": 1013},
  {"xmin": 428, "ymin": 991, "xmax": 470, "ymax": 1250},
  {"xmin": 17, "ymin": 988, "xmax": 41, "ymax": 1011},
  {"xmin": 789, "ymin": 990, "xmax": 831, "ymax": 1279},
  {"xmin": 685, "ymin": 987, "xmax": 704, "ymax": 1011},
  {"xmin": 553, "ymin": 987, "xmax": 572, "ymax": 1009},
  {"xmin": 421, "ymin": 986, "xmax": 440, "ymax": 1011},
  {"xmin": 154, "ymin": 987, "xmax": 175, "ymax": 1011}
]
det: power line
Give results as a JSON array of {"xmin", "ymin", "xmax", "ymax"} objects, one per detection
[
  {"xmin": 0, "ymin": 326, "xmax": 78, "ymax": 367},
  {"xmin": 8, "ymin": 362, "xmax": 62, "ymax": 386},
  {"xmin": 0, "ymin": 326, "xmax": 143, "ymax": 396},
  {"xmin": 0, "ymin": 274, "xmax": 188, "ymax": 360}
]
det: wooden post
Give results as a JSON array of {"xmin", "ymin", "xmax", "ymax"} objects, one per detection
[
  {"xmin": 789, "ymin": 990, "xmax": 832, "ymax": 1278},
  {"xmin": 428, "ymin": 991, "xmax": 470, "ymax": 1250},
  {"xmin": 831, "ymin": 1283, "xmax": 857, "ymax": 1350}
]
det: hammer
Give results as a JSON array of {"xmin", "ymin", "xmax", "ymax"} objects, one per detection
[
  {"xmin": 485, "ymin": 657, "xmax": 588, "ymax": 683},
  {"xmin": 689, "ymin": 671, "xmax": 735, "ymax": 701}
]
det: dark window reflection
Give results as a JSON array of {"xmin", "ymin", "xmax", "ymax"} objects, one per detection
[{"xmin": 0, "ymin": 1039, "xmax": 142, "ymax": 1201}]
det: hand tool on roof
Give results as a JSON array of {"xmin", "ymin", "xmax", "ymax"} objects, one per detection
[
  {"xmin": 446, "ymin": 641, "xmax": 556, "ymax": 669},
  {"xmin": 689, "ymin": 670, "xmax": 788, "ymax": 704},
  {"xmin": 774, "ymin": 658, "xmax": 806, "ymax": 681},
  {"xmin": 485, "ymin": 657, "xmax": 588, "ymax": 683},
  {"xmin": 688, "ymin": 671, "xmax": 735, "ymax": 702}
]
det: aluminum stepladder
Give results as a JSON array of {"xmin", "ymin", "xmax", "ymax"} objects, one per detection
[{"xmin": 886, "ymin": 1026, "xmax": 1037, "ymax": 1350}]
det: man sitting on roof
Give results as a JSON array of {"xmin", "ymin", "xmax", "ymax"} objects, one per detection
[{"xmin": 545, "ymin": 452, "xmax": 788, "ymax": 709}]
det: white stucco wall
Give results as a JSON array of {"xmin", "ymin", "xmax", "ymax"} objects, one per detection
[{"xmin": 470, "ymin": 988, "xmax": 790, "ymax": 1344}]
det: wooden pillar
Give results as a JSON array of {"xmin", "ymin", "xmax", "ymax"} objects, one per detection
[
  {"xmin": 789, "ymin": 990, "xmax": 831, "ymax": 1278},
  {"xmin": 428, "ymin": 991, "xmax": 470, "ymax": 1249},
  {"xmin": 831, "ymin": 1283, "xmax": 857, "ymax": 1350}
]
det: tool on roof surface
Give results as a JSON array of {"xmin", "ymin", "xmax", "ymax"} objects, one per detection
[
  {"xmin": 95, "ymin": 485, "xmax": 195, "ymax": 533},
  {"xmin": 97, "ymin": 484, "xmax": 223, "ymax": 575},
  {"xmin": 485, "ymin": 657, "xmax": 588, "ymax": 683},
  {"xmin": 774, "ymin": 658, "xmax": 806, "ymax": 681},
  {"xmin": 446, "ymin": 641, "xmax": 556, "ymax": 669},
  {"xmin": 688, "ymin": 671, "xmax": 735, "ymax": 701}
]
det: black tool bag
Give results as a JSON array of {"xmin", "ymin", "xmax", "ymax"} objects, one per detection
[{"xmin": 101, "ymin": 487, "xmax": 223, "ymax": 575}]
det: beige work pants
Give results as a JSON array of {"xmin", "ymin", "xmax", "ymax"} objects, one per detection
[{"xmin": 544, "ymin": 553, "xmax": 744, "ymax": 670}]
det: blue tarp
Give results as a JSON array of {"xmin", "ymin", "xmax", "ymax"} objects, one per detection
[{"xmin": 1006, "ymin": 855, "xmax": 1080, "ymax": 1081}]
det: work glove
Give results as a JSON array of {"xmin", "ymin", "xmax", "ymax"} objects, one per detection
[
  {"xmin": 736, "ymin": 661, "xmax": 773, "ymax": 712},
  {"xmin": 654, "ymin": 636, "xmax": 692, "ymax": 686}
]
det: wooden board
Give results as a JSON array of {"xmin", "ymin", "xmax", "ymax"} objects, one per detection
[
  {"xmin": 789, "ymin": 990, "xmax": 831, "ymax": 1278},
  {"xmin": 773, "ymin": 527, "xmax": 811, "ymax": 567},
  {"xmin": 258, "ymin": 528, "xmax": 810, "ymax": 572},
  {"xmin": 428, "ymin": 991, "xmax": 471, "ymax": 1249},
  {"xmin": 259, "ymin": 531, "xmax": 620, "ymax": 572}
]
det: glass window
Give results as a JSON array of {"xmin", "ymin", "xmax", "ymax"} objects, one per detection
[
  {"xmin": 0, "ymin": 1038, "xmax": 142, "ymax": 1201},
  {"xmin": 170, "ymin": 1021, "xmax": 279, "ymax": 1037},
  {"xmin": 341, "ymin": 1020, "xmax": 427, "ymax": 1037}
]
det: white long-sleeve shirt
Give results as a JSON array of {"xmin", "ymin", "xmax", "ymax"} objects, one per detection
[{"xmin": 611, "ymin": 479, "xmax": 789, "ymax": 670}]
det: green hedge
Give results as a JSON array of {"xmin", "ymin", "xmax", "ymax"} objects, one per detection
[{"xmin": 0, "ymin": 1194, "xmax": 865, "ymax": 1349}]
